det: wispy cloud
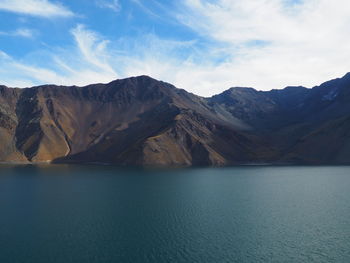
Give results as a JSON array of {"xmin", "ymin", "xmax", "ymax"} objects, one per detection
[
  {"xmin": 13, "ymin": 28, "xmax": 35, "ymax": 38},
  {"xmin": 96, "ymin": 0, "xmax": 121, "ymax": 12},
  {"xmin": 71, "ymin": 24, "xmax": 117, "ymax": 75},
  {"xmin": 0, "ymin": 0, "xmax": 74, "ymax": 17},
  {"xmin": 0, "ymin": 28, "xmax": 36, "ymax": 38},
  {"xmin": 0, "ymin": 25, "xmax": 119, "ymax": 88},
  {"xmin": 0, "ymin": 24, "xmax": 195, "ymax": 89},
  {"xmin": 168, "ymin": 0, "xmax": 350, "ymax": 93},
  {"xmin": 130, "ymin": 0, "xmax": 163, "ymax": 19}
]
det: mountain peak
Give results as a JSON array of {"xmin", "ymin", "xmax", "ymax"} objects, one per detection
[
  {"xmin": 282, "ymin": 86, "xmax": 307, "ymax": 90},
  {"xmin": 342, "ymin": 72, "xmax": 350, "ymax": 79},
  {"xmin": 108, "ymin": 75, "xmax": 159, "ymax": 85},
  {"xmin": 229, "ymin": 87, "xmax": 256, "ymax": 92}
]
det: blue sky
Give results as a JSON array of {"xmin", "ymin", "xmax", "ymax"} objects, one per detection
[{"xmin": 0, "ymin": 0, "xmax": 349, "ymax": 96}]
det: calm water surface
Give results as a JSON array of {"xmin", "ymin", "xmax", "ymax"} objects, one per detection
[{"xmin": 1, "ymin": 165, "xmax": 350, "ymax": 263}]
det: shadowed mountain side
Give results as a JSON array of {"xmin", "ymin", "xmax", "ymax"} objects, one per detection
[
  {"xmin": 281, "ymin": 116, "xmax": 350, "ymax": 164},
  {"xmin": 1, "ymin": 73, "xmax": 350, "ymax": 166},
  {"xmin": 208, "ymin": 86, "xmax": 310, "ymax": 130},
  {"xmin": 54, "ymin": 109, "xmax": 275, "ymax": 166}
]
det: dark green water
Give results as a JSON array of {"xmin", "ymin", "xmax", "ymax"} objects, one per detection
[{"xmin": 1, "ymin": 165, "xmax": 350, "ymax": 263}]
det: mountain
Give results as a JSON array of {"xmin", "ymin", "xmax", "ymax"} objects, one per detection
[{"xmin": 1, "ymin": 73, "xmax": 350, "ymax": 166}]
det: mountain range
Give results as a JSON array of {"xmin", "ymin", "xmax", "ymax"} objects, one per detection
[{"xmin": 1, "ymin": 73, "xmax": 350, "ymax": 166}]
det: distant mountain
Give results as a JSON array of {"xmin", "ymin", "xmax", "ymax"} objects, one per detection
[{"xmin": 1, "ymin": 73, "xmax": 350, "ymax": 166}]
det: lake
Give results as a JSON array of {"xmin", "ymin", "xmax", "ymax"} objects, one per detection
[{"xmin": 0, "ymin": 165, "xmax": 350, "ymax": 262}]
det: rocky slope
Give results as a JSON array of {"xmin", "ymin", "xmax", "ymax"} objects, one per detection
[{"xmin": 1, "ymin": 73, "xmax": 350, "ymax": 166}]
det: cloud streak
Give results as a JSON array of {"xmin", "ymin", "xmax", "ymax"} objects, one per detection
[
  {"xmin": 0, "ymin": 25, "xmax": 121, "ymax": 88},
  {"xmin": 0, "ymin": 25, "xmax": 196, "ymax": 90},
  {"xmin": 0, "ymin": 28, "xmax": 36, "ymax": 38},
  {"xmin": 96, "ymin": 0, "xmax": 121, "ymax": 12},
  {"xmin": 0, "ymin": 0, "xmax": 74, "ymax": 17}
]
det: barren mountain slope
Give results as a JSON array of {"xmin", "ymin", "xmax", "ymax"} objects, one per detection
[{"xmin": 1, "ymin": 73, "xmax": 350, "ymax": 166}]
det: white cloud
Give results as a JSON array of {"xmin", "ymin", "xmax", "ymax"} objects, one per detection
[
  {"xmin": 0, "ymin": 25, "xmax": 119, "ymax": 88},
  {"xmin": 13, "ymin": 28, "xmax": 35, "ymax": 38},
  {"xmin": 0, "ymin": 28, "xmax": 36, "ymax": 38},
  {"xmin": 0, "ymin": 25, "xmax": 196, "ymax": 89},
  {"xmin": 71, "ymin": 24, "xmax": 117, "ymax": 75},
  {"xmin": 167, "ymin": 0, "xmax": 350, "ymax": 94},
  {"xmin": 0, "ymin": 0, "xmax": 74, "ymax": 17},
  {"xmin": 96, "ymin": 0, "xmax": 121, "ymax": 12},
  {"xmin": 131, "ymin": 0, "xmax": 163, "ymax": 19}
]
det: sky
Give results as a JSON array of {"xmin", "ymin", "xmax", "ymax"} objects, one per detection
[{"xmin": 0, "ymin": 0, "xmax": 350, "ymax": 96}]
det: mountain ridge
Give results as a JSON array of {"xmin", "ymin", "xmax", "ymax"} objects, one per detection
[{"xmin": 1, "ymin": 73, "xmax": 350, "ymax": 166}]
